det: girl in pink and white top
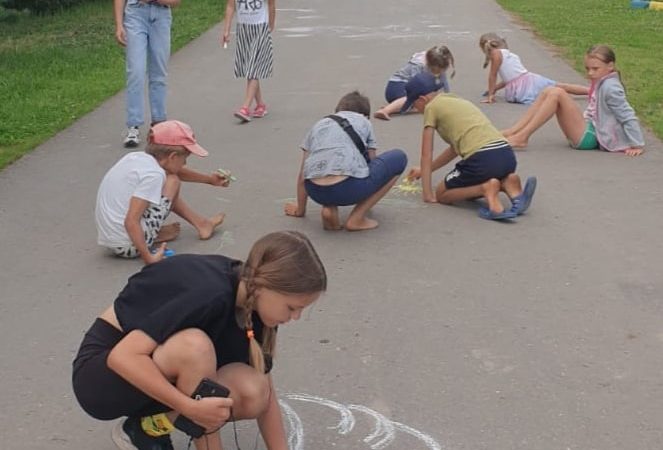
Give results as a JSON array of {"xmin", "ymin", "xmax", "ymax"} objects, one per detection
[{"xmin": 479, "ymin": 32, "xmax": 588, "ymax": 105}]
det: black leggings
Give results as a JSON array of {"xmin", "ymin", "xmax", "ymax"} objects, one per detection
[{"xmin": 72, "ymin": 318, "xmax": 169, "ymax": 420}]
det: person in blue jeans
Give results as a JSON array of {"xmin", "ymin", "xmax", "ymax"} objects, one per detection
[
  {"xmin": 114, "ymin": 0, "xmax": 180, "ymax": 148},
  {"xmin": 285, "ymin": 91, "xmax": 407, "ymax": 231}
]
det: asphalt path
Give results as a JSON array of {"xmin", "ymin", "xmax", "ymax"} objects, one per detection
[{"xmin": 1, "ymin": 0, "xmax": 662, "ymax": 449}]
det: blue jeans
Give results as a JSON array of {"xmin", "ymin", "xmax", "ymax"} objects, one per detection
[
  {"xmin": 305, "ymin": 149, "xmax": 408, "ymax": 206},
  {"xmin": 124, "ymin": 1, "xmax": 172, "ymax": 127}
]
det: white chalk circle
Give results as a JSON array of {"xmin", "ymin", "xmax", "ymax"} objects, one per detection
[{"xmin": 279, "ymin": 393, "xmax": 443, "ymax": 450}]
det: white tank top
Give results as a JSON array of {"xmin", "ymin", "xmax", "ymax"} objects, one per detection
[
  {"xmin": 498, "ymin": 49, "xmax": 528, "ymax": 83},
  {"xmin": 236, "ymin": 0, "xmax": 268, "ymax": 25}
]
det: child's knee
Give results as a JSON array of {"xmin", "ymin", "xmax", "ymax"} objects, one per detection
[
  {"xmin": 435, "ymin": 183, "xmax": 451, "ymax": 203},
  {"xmin": 393, "ymin": 149, "xmax": 408, "ymax": 173},
  {"xmin": 548, "ymin": 86, "xmax": 567, "ymax": 99},
  {"xmin": 165, "ymin": 329, "xmax": 215, "ymax": 362},
  {"xmin": 229, "ymin": 369, "xmax": 271, "ymax": 418},
  {"xmin": 383, "ymin": 149, "xmax": 408, "ymax": 174},
  {"xmin": 504, "ymin": 173, "xmax": 520, "ymax": 183},
  {"xmin": 482, "ymin": 178, "xmax": 501, "ymax": 193}
]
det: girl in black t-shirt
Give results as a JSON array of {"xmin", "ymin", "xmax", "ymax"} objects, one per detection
[{"xmin": 72, "ymin": 230, "xmax": 326, "ymax": 450}]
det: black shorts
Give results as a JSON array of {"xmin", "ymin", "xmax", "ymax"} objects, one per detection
[
  {"xmin": 72, "ymin": 319, "xmax": 169, "ymax": 420},
  {"xmin": 444, "ymin": 143, "xmax": 517, "ymax": 189}
]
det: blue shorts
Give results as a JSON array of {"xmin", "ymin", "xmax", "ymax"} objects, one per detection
[
  {"xmin": 444, "ymin": 144, "xmax": 517, "ymax": 189},
  {"xmin": 305, "ymin": 149, "xmax": 407, "ymax": 206},
  {"xmin": 385, "ymin": 81, "xmax": 407, "ymax": 103}
]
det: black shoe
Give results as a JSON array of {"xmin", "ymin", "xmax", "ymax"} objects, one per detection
[{"xmin": 111, "ymin": 417, "xmax": 174, "ymax": 450}]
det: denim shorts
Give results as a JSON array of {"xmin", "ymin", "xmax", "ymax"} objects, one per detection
[
  {"xmin": 305, "ymin": 149, "xmax": 407, "ymax": 206},
  {"xmin": 444, "ymin": 144, "xmax": 517, "ymax": 189},
  {"xmin": 385, "ymin": 81, "xmax": 408, "ymax": 103}
]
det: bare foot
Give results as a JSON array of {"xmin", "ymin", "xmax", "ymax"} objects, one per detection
[
  {"xmin": 198, "ymin": 213, "xmax": 225, "ymax": 240},
  {"xmin": 373, "ymin": 110, "xmax": 390, "ymax": 121},
  {"xmin": 507, "ymin": 136, "xmax": 528, "ymax": 149},
  {"xmin": 482, "ymin": 179, "xmax": 504, "ymax": 213},
  {"xmin": 321, "ymin": 207, "xmax": 342, "ymax": 231},
  {"xmin": 155, "ymin": 222, "xmax": 181, "ymax": 243},
  {"xmin": 624, "ymin": 148, "xmax": 644, "ymax": 157},
  {"xmin": 345, "ymin": 217, "xmax": 379, "ymax": 231}
]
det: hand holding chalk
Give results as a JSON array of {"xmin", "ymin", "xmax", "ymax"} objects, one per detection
[
  {"xmin": 217, "ymin": 168, "xmax": 237, "ymax": 182},
  {"xmin": 405, "ymin": 167, "xmax": 422, "ymax": 181}
]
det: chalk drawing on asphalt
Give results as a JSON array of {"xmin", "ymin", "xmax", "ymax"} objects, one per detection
[{"xmin": 279, "ymin": 393, "xmax": 443, "ymax": 450}]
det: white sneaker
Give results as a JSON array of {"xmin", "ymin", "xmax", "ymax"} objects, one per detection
[{"xmin": 123, "ymin": 127, "xmax": 140, "ymax": 148}]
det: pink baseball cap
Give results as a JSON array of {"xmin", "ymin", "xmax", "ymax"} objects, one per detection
[{"xmin": 149, "ymin": 120, "xmax": 209, "ymax": 157}]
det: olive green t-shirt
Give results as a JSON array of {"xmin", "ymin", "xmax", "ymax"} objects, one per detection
[{"xmin": 423, "ymin": 94, "xmax": 505, "ymax": 159}]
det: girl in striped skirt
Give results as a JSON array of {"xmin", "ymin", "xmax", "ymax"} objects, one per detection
[{"xmin": 223, "ymin": 0, "xmax": 275, "ymax": 123}]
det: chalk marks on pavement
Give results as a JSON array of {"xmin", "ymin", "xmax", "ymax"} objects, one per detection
[{"xmin": 279, "ymin": 393, "xmax": 443, "ymax": 450}]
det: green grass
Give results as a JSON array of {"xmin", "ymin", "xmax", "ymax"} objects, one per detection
[
  {"xmin": 0, "ymin": 0, "xmax": 224, "ymax": 169},
  {"xmin": 496, "ymin": 0, "xmax": 663, "ymax": 141}
]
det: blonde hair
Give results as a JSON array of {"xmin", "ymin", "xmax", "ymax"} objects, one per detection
[
  {"xmin": 586, "ymin": 44, "xmax": 621, "ymax": 88},
  {"xmin": 236, "ymin": 231, "xmax": 327, "ymax": 373},
  {"xmin": 479, "ymin": 32, "xmax": 508, "ymax": 69},
  {"xmin": 426, "ymin": 45, "xmax": 455, "ymax": 78},
  {"xmin": 586, "ymin": 44, "xmax": 616, "ymax": 65}
]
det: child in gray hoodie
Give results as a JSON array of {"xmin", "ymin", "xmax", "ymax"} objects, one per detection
[{"xmin": 503, "ymin": 44, "xmax": 644, "ymax": 157}]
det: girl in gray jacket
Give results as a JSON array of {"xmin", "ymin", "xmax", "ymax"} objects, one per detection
[{"xmin": 503, "ymin": 45, "xmax": 644, "ymax": 156}]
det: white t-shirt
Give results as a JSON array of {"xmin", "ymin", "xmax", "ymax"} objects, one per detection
[
  {"xmin": 498, "ymin": 49, "xmax": 528, "ymax": 83},
  {"xmin": 95, "ymin": 152, "xmax": 166, "ymax": 247},
  {"xmin": 235, "ymin": 0, "xmax": 268, "ymax": 25}
]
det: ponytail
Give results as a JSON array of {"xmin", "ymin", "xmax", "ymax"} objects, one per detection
[{"xmin": 479, "ymin": 32, "xmax": 508, "ymax": 69}]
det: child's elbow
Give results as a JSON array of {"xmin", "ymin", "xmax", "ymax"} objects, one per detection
[{"xmin": 106, "ymin": 346, "xmax": 123, "ymax": 372}]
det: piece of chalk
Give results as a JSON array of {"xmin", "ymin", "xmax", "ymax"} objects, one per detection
[
  {"xmin": 217, "ymin": 168, "xmax": 237, "ymax": 181},
  {"xmin": 223, "ymin": 42, "xmax": 228, "ymax": 49}
]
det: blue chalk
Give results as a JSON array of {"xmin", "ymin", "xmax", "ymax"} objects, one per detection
[{"xmin": 151, "ymin": 248, "xmax": 175, "ymax": 257}]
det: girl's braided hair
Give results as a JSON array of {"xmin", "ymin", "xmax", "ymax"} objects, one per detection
[{"xmin": 236, "ymin": 231, "xmax": 327, "ymax": 373}]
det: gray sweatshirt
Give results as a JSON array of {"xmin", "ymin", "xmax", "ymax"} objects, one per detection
[{"xmin": 592, "ymin": 73, "xmax": 644, "ymax": 152}]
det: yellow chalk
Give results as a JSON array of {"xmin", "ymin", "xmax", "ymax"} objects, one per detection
[{"xmin": 394, "ymin": 177, "xmax": 422, "ymax": 194}]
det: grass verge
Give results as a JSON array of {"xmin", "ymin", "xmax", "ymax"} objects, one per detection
[
  {"xmin": 0, "ymin": 0, "xmax": 224, "ymax": 170},
  {"xmin": 496, "ymin": 0, "xmax": 663, "ymax": 142}
]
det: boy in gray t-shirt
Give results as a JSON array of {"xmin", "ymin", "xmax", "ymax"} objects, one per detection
[{"xmin": 285, "ymin": 91, "xmax": 407, "ymax": 231}]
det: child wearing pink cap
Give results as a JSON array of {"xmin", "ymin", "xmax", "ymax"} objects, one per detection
[{"xmin": 95, "ymin": 120, "xmax": 230, "ymax": 264}]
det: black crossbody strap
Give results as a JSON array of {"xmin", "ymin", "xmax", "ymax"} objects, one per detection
[{"xmin": 325, "ymin": 114, "xmax": 371, "ymax": 163}]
